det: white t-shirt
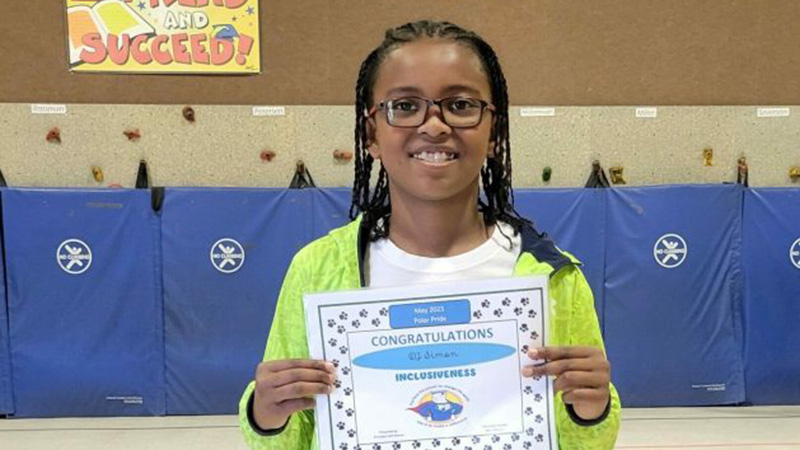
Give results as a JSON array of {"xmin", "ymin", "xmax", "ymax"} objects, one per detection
[{"xmin": 366, "ymin": 221, "xmax": 522, "ymax": 288}]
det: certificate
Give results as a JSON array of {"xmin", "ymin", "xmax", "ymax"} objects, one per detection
[{"xmin": 304, "ymin": 276, "xmax": 557, "ymax": 450}]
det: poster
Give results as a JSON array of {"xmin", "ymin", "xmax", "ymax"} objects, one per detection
[{"xmin": 65, "ymin": 0, "xmax": 260, "ymax": 74}]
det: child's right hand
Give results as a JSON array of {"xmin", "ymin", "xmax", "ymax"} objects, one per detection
[{"xmin": 253, "ymin": 359, "xmax": 337, "ymax": 430}]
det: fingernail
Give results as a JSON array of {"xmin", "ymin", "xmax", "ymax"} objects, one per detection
[
  {"xmin": 325, "ymin": 362, "xmax": 335, "ymax": 372},
  {"xmin": 328, "ymin": 384, "xmax": 335, "ymax": 393},
  {"xmin": 528, "ymin": 348, "xmax": 541, "ymax": 359},
  {"xmin": 521, "ymin": 367, "xmax": 533, "ymax": 377}
]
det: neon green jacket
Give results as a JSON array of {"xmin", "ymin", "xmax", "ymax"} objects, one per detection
[{"xmin": 239, "ymin": 216, "xmax": 620, "ymax": 449}]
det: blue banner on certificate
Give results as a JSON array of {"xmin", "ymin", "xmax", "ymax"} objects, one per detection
[{"xmin": 304, "ymin": 276, "xmax": 557, "ymax": 450}]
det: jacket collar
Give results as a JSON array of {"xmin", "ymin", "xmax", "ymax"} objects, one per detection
[{"xmin": 517, "ymin": 222, "xmax": 575, "ymax": 274}]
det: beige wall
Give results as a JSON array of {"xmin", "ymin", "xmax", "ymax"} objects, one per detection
[{"xmin": 1, "ymin": 103, "xmax": 799, "ymax": 188}]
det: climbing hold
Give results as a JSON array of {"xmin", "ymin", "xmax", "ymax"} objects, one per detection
[
  {"xmin": 260, "ymin": 150, "xmax": 276, "ymax": 162},
  {"xmin": 789, "ymin": 167, "xmax": 800, "ymax": 182},
  {"xmin": 542, "ymin": 166, "xmax": 552, "ymax": 182},
  {"xmin": 182, "ymin": 106, "xmax": 196, "ymax": 123},
  {"xmin": 124, "ymin": 129, "xmax": 141, "ymax": 141},
  {"xmin": 609, "ymin": 166, "xmax": 627, "ymax": 185},
  {"xmin": 333, "ymin": 149, "xmax": 353, "ymax": 162},
  {"xmin": 703, "ymin": 147, "xmax": 713, "ymax": 166},
  {"xmin": 46, "ymin": 127, "xmax": 61, "ymax": 144},
  {"xmin": 91, "ymin": 166, "xmax": 104, "ymax": 183}
]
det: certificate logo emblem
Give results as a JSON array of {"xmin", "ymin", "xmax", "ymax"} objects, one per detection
[
  {"xmin": 57, "ymin": 239, "xmax": 92, "ymax": 275},
  {"xmin": 408, "ymin": 388, "xmax": 466, "ymax": 427},
  {"xmin": 210, "ymin": 238, "xmax": 245, "ymax": 273},
  {"xmin": 653, "ymin": 233, "xmax": 688, "ymax": 268},
  {"xmin": 791, "ymin": 238, "xmax": 800, "ymax": 269}
]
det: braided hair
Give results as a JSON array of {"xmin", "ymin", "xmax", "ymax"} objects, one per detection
[{"xmin": 350, "ymin": 20, "xmax": 530, "ymax": 241}]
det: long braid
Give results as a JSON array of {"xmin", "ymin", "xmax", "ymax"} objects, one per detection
[
  {"xmin": 349, "ymin": 50, "xmax": 377, "ymax": 221},
  {"xmin": 350, "ymin": 20, "xmax": 531, "ymax": 241}
]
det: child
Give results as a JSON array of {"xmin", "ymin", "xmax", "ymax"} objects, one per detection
[{"xmin": 239, "ymin": 20, "xmax": 620, "ymax": 449}]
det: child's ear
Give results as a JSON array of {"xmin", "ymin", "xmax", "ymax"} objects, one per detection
[{"xmin": 366, "ymin": 117, "xmax": 381, "ymax": 159}]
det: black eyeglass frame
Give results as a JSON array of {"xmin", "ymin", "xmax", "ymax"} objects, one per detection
[{"xmin": 368, "ymin": 96, "xmax": 496, "ymax": 128}]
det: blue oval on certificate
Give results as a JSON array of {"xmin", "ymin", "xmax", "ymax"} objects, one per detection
[{"xmin": 352, "ymin": 343, "xmax": 516, "ymax": 370}]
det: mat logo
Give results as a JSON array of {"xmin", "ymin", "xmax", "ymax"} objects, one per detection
[
  {"xmin": 210, "ymin": 238, "xmax": 245, "ymax": 273},
  {"xmin": 791, "ymin": 238, "xmax": 800, "ymax": 269},
  {"xmin": 408, "ymin": 387, "xmax": 467, "ymax": 427},
  {"xmin": 56, "ymin": 239, "xmax": 92, "ymax": 275},
  {"xmin": 653, "ymin": 233, "xmax": 688, "ymax": 268}
]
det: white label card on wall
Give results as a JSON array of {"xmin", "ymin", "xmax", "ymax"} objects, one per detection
[
  {"xmin": 756, "ymin": 107, "xmax": 790, "ymax": 118},
  {"xmin": 252, "ymin": 106, "xmax": 286, "ymax": 117},
  {"xmin": 31, "ymin": 104, "xmax": 67, "ymax": 115},
  {"xmin": 635, "ymin": 107, "xmax": 658, "ymax": 118},
  {"xmin": 520, "ymin": 107, "xmax": 556, "ymax": 117}
]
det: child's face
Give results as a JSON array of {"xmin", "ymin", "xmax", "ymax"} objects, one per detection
[{"xmin": 367, "ymin": 39, "xmax": 495, "ymax": 204}]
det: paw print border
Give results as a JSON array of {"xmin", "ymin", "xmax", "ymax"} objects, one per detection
[{"xmin": 308, "ymin": 278, "xmax": 557, "ymax": 450}]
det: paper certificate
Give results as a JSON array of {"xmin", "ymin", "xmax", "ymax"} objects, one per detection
[{"xmin": 304, "ymin": 276, "xmax": 558, "ymax": 450}]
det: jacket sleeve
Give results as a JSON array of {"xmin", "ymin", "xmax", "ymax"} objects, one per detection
[
  {"xmin": 238, "ymin": 251, "xmax": 316, "ymax": 450},
  {"xmin": 550, "ymin": 264, "xmax": 621, "ymax": 450}
]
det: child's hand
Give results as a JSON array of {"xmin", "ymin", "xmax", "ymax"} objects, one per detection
[
  {"xmin": 253, "ymin": 359, "xmax": 337, "ymax": 430},
  {"xmin": 522, "ymin": 346, "xmax": 611, "ymax": 421}
]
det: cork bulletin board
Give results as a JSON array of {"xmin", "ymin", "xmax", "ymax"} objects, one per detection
[{"xmin": 3, "ymin": 1, "xmax": 800, "ymax": 106}]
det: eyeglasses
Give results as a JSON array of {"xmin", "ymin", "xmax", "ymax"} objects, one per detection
[{"xmin": 370, "ymin": 96, "xmax": 495, "ymax": 128}]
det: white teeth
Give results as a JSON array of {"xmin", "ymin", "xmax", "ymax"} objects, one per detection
[{"xmin": 413, "ymin": 152, "xmax": 455, "ymax": 162}]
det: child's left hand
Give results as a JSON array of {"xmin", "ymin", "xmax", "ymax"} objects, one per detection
[{"xmin": 522, "ymin": 346, "xmax": 611, "ymax": 421}]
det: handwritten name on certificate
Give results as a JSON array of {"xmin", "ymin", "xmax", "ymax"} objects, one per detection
[{"xmin": 304, "ymin": 276, "xmax": 557, "ymax": 450}]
